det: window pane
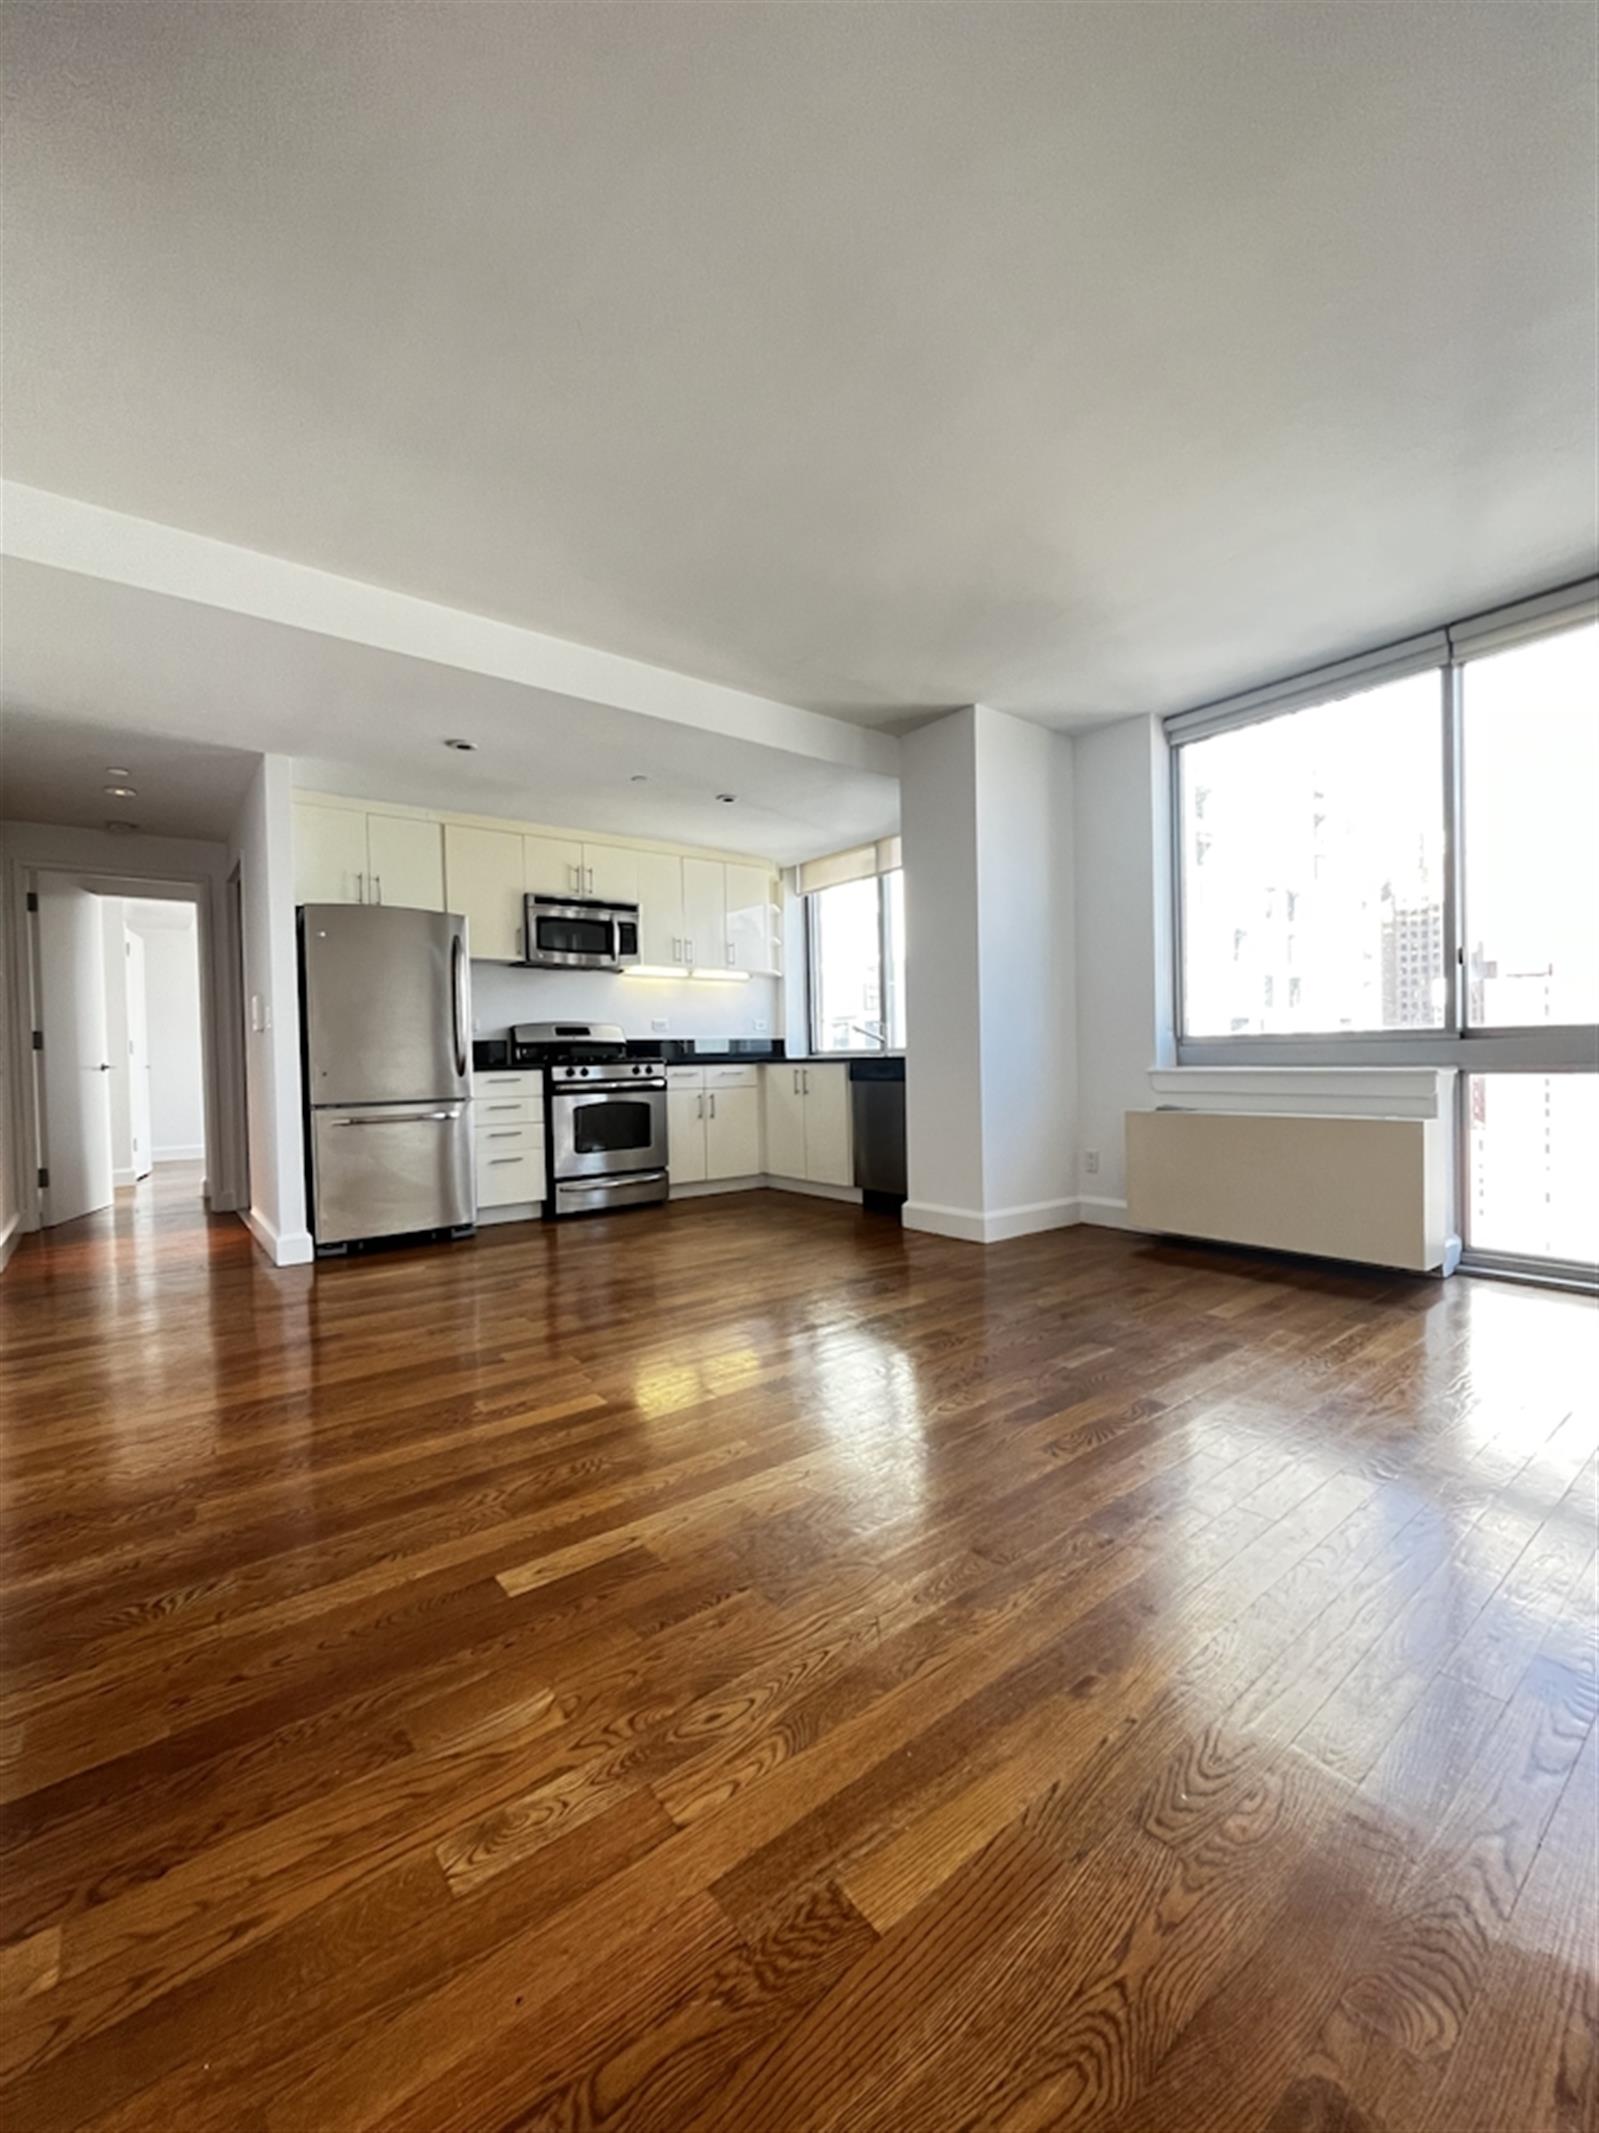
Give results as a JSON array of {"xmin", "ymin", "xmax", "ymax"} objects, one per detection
[
  {"xmin": 883, "ymin": 868, "xmax": 906, "ymax": 1051},
  {"xmin": 1180, "ymin": 671, "xmax": 1445, "ymax": 1036},
  {"xmin": 809, "ymin": 877, "xmax": 883, "ymax": 1052},
  {"xmin": 1462, "ymin": 623, "xmax": 1599, "ymax": 1028},
  {"xmin": 1467, "ymin": 1073, "xmax": 1599, "ymax": 1266}
]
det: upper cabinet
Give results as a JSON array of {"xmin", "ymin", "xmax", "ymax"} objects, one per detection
[
  {"xmin": 523, "ymin": 834, "xmax": 584, "ymax": 900},
  {"xmin": 681, "ymin": 858, "xmax": 726, "ymax": 972},
  {"xmin": 294, "ymin": 803, "xmax": 444, "ymax": 911},
  {"xmin": 444, "ymin": 823, "xmax": 524, "ymax": 960},
  {"xmin": 725, "ymin": 861, "xmax": 779, "ymax": 976},
  {"xmin": 297, "ymin": 793, "xmax": 781, "ymax": 970}
]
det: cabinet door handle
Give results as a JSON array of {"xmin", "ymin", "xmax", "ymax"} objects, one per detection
[
  {"xmin": 685, "ymin": 937, "xmax": 694, "ymax": 965},
  {"xmin": 793, "ymin": 1069, "xmax": 801, "ymax": 1094},
  {"xmin": 488, "ymin": 1156, "xmax": 522, "ymax": 1166},
  {"xmin": 374, "ymin": 874, "xmax": 383, "ymax": 904},
  {"xmin": 726, "ymin": 941, "xmax": 734, "ymax": 966},
  {"xmin": 696, "ymin": 1093, "xmax": 704, "ymax": 1120},
  {"xmin": 486, "ymin": 1130, "xmax": 521, "ymax": 1140},
  {"xmin": 709, "ymin": 1092, "xmax": 716, "ymax": 1119},
  {"xmin": 586, "ymin": 866, "xmax": 595, "ymax": 893},
  {"xmin": 355, "ymin": 871, "xmax": 365, "ymax": 903},
  {"xmin": 803, "ymin": 1069, "xmax": 810, "ymax": 1095}
]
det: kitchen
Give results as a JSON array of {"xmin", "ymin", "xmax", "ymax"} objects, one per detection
[{"xmin": 293, "ymin": 787, "xmax": 905, "ymax": 1251}]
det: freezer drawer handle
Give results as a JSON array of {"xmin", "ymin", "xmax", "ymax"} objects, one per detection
[{"xmin": 328, "ymin": 1109, "xmax": 462, "ymax": 1126}]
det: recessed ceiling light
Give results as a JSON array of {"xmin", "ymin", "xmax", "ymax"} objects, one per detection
[
  {"xmin": 104, "ymin": 784, "xmax": 138, "ymax": 798},
  {"xmin": 630, "ymin": 774, "xmax": 649, "ymax": 784},
  {"xmin": 443, "ymin": 737, "xmax": 477, "ymax": 752},
  {"xmin": 715, "ymin": 792, "xmax": 737, "ymax": 804},
  {"xmin": 106, "ymin": 766, "xmax": 132, "ymax": 779}
]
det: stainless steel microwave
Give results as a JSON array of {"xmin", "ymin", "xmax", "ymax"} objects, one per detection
[{"xmin": 523, "ymin": 895, "xmax": 640, "ymax": 971}]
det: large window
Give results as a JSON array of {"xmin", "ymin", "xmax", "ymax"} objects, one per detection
[
  {"xmin": 807, "ymin": 870, "xmax": 905, "ymax": 1054},
  {"xmin": 1179, "ymin": 671, "xmax": 1445, "ymax": 1037},
  {"xmin": 1172, "ymin": 601, "xmax": 1598, "ymax": 1284}
]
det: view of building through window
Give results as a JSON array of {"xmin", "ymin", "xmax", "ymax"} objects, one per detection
[
  {"xmin": 1468, "ymin": 1073, "xmax": 1599, "ymax": 1265},
  {"xmin": 1180, "ymin": 670, "xmax": 1445, "ymax": 1036},
  {"xmin": 808, "ymin": 871, "xmax": 905, "ymax": 1053}
]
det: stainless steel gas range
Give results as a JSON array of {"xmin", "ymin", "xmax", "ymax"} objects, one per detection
[{"xmin": 509, "ymin": 1022, "xmax": 667, "ymax": 1217}]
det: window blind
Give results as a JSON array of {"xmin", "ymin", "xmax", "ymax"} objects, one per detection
[{"xmin": 797, "ymin": 835, "xmax": 902, "ymax": 896}]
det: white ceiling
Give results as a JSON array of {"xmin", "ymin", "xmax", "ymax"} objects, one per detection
[
  {"xmin": 5, "ymin": 1, "xmax": 1594, "ymax": 733},
  {"xmin": 0, "ymin": 557, "xmax": 900, "ymax": 858}
]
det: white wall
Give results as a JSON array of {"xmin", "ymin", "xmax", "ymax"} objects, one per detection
[
  {"xmin": 902, "ymin": 704, "xmax": 1077, "ymax": 1242},
  {"xmin": 1072, "ymin": 714, "xmax": 1175, "ymax": 1218},
  {"xmin": 230, "ymin": 757, "xmax": 311, "ymax": 1265},
  {"xmin": 469, "ymin": 962, "xmax": 781, "ymax": 1044},
  {"xmin": 128, "ymin": 908, "xmax": 206, "ymax": 1159}
]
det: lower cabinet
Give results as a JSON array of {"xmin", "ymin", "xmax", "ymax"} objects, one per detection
[
  {"xmin": 667, "ymin": 1065, "xmax": 763, "ymax": 1184},
  {"xmin": 762, "ymin": 1063, "xmax": 853, "ymax": 1188},
  {"xmin": 469, "ymin": 1072, "xmax": 546, "ymax": 1213}
]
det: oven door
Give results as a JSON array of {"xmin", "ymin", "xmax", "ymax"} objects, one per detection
[{"xmin": 551, "ymin": 1086, "xmax": 667, "ymax": 1179}]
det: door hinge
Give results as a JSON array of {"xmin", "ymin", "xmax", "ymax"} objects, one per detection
[
  {"xmin": 37, "ymin": 1166, "xmax": 49, "ymax": 1189},
  {"xmin": 26, "ymin": 890, "xmax": 39, "ymax": 913},
  {"xmin": 32, "ymin": 1029, "xmax": 44, "ymax": 1051}
]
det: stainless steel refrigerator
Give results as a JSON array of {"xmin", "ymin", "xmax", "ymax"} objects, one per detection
[{"xmin": 299, "ymin": 904, "xmax": 473, "ymax": 1248}]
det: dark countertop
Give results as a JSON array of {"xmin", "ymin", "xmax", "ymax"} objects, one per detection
[{"xmin": 473, "ymin": 1034, "xmax": 905, "ymax": 1071}]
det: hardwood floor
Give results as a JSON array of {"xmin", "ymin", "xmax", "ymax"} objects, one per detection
[{"xmin": 2, "ymin": 1166, "xmax": 1594, "ymax": 2132}]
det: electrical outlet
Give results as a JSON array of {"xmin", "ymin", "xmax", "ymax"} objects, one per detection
[
  {"xmin": 651, "ymin": 1017, "xmax": 669, "ymax": 1033},
  {"xmin": 1084, "ymin": 1149, "xmax": 1100, "ymax": 1176},
  {"xmin": 752, "ymin": 1017, "xmax": 769, "ymax": 1034}
]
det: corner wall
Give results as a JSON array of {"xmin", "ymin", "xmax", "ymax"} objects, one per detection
[
  {"xmin": 1072, "ymin": 714, "xmax": 1175, "ymax": 1221},
  {"xmin": 902, "ymin": 704, "xmax": 1077, "ymax": 1242},
  {"xmin": 230, "ymin": 757, "xmax": 312, "ymax": 1265}
]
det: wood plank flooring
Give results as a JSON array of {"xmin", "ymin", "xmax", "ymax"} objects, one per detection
[{"xmin": 1, "ymin": 1165, "xmax": 1594, "ymax": 2132}]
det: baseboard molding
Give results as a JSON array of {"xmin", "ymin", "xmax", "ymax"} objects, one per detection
[
  {"xmin": 241, "ymin": 1208, "xmax": 316, "ymax": 1267},
  {"xmin": 113, "ymin": 1166, "xmax": 139, "ymax": 1189},
  {"xmin": 476, "ymin": 1202, "xmax": 543, "ymax": 1226},
  {"xmin": 153, "ymin": 1144, "xmax": 206, "ymax": 1163},
  {"xmin": 0, "ymin": 1211, "xmax": 21, "ymax": 1274},
  {"xmin": 671, "ymin": 1177, "xmax": 766, "ymax": 1200},
  {"xmin": 904, "ymin": 1197, "xmax": 1081, "ymax": 1245},
  {"xmin": 764, "ymin": 1176, "xmax": 863, "ymax": 1205},
  {"xmin": 1077, "ymin": 1193, "xmax": 1136, "ymax": 1230}
]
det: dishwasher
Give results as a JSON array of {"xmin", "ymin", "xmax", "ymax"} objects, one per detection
[{"xmin": 850, "ymin": 1056, "xmax": 906, "ymax": 1213}]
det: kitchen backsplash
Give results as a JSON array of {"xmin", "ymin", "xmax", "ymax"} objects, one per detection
[{"xmin": 468, "ymin": 960, "xmax": 782, "ymax": 1041}]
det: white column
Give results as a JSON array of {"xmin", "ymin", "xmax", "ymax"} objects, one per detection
[{"xmin": 902, "ymin": 704, "xmax": 1077, "ymax": 1243}]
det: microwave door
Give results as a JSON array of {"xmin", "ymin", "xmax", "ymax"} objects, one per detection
[{"xmin": 530, "ymin": 908, "xmax": 618, "ymax": 967}]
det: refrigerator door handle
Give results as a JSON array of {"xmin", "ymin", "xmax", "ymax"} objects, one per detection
[
  {"xmin": 327, "ymin": 1109, "xmax": 462, "ymax": 1126},
  {"xmin": 450, "ymin": 931, "xmax": 468, "ymax": 1080}
]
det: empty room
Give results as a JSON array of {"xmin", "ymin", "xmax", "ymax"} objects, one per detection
[{"xmin": 1, "ymin": 4, "xmax": 1594, "ymax": 2130}]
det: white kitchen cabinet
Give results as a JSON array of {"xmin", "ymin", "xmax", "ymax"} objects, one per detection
[
  {"xmin": 666, "ymin": 1086, "xmax": 708, "ymax": 1183},
  {"xmin": 294, "ymin": 802, "xmax": 370, "ymax": 905},
  {"xmin": 524, "ymin": 833, "xmax": 585, "ymax": 900},
  {"xmin": 681, "ymin": 858, "xmax": 726, "ymax": 972},
  {"xmin": 636, "ymin": 850, "xmax": 687, "ymax": 966},
  {"xmin": 705, "ymin": 1083, "xmax": 762, "ymax": 1179},
  {"xmin": 762, "ymin": 1062, "xmax": 852, "ymax": 1187},
  {"xmin": 365, "ymin": 814, "xmax": 445, "ymax": 911},
  {"xmin": 445, "ymin": 823, "xmax": 525, "ymax": 961},
  {"xmin": 582, "ymin": 843, "xmax": 640, "ymax": 906},
  {"xmin": 724, "ymin": 861, "xmax": 777, "ymax": 974},
  {"xmin": 470, "ymin": 1071, "xmax": 545, "ymax": 1214},
  {"xmin": 763, "ymin": 1065, "xmax": 808, "ymax": 1179}
]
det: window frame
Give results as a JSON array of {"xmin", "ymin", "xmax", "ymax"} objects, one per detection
[{"xmin": 1167, "ymin": 582, "xmax": 1599, "ymax": 1287}]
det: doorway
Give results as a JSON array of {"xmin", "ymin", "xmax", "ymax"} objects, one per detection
[{"xmin": 30, "ymin": 876, "xmax": 209, "ymax": 1226}]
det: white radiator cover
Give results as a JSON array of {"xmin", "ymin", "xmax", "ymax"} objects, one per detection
[{"xmin": 1126, "ymin": 1092, "xmax": 1454, "ymax": 1273}]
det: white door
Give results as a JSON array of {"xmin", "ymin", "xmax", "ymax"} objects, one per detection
[
  {"xmin": 724, "ymin": 862, "xmax": 775, "ymax": 974},
  {"xmin": 582, "ymin": 843, "xmax": 640, "ymax": 906},
  {"xmin": 681, "ymin": 859, "xmax": 726, "ymax": 972},
  {"xmin": 366, "ymin": 815, "xmax": 445, "ymax": 911},
  {"xmin": 764, "ymin": 1065, "xmax": 808, "ymax": 1179},
  {"xmin": 636, "ymin": 851, "xmax": 686, "ymax": 966},
  {"xmin": 802, "ymin": 1064, "xmax": 853, "ymax": 1186},
  {"xmin": 444, "ymin": 824, "xmax": 525, "ymax": 960},
  {"xmin": 705, "ymin": 1086, "xmax": 761, "ymax": 1180},
  {"xmin": 294, "ymin": 802, "xmax": 369, "ymax": 905},
  {"xmin": 35, "ymin": 877, "xmax": 115, "ymax": 1224},
  {"xmin": 666, "ymin": 1088, "xmax": 708, "ymax": 1183},
  {"xmin": 125, "ymin": 928, "xmax": 152, "ymax": 1180},
  {"xmin": 524, "ymin": 833, "xmax": 584, "ymax": 900}
]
